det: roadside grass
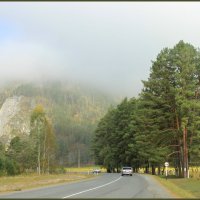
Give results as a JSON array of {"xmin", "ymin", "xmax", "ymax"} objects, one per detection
[
  {"xmin": 65, "ymin": 166, "xmax": 106, "ymax": 173},
  {"xmin": 153, "ymin": 175, "xmax": 200, "ymax": 198},
  {"xmin": 0, "ymin": 172, "xmax": 94, "ymax": 193}
]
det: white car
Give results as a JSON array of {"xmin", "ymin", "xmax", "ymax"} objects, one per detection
[
  {"xmin": 121, "ymin": 167, "xmax": 133, "ymax": 176},
  {"xmin": 92, "ymin": 169, "xmax": 101, "ymax": 174}
]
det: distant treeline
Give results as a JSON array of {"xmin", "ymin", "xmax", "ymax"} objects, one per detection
[{"xmin": 93, "ymin": 41, "xmax": 200, "ymax": 178}]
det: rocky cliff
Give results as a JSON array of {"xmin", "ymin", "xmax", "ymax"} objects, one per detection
[{"xmin": 0, "ymin": 96, "xmax": 33, "ymax": 146}]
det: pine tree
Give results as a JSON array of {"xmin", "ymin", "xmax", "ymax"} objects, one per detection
[{"xmin": 140, "ymin": 41, "xmax": 200, "ymax": 177}]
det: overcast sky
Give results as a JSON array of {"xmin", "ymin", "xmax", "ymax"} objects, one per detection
[{"xmin": 0, "ymin": 2, "xmax": 200, "ymax": 97}]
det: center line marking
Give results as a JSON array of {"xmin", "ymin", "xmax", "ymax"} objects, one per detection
[{"xmin": 62, "ymin": 176, "xmax": 122, "ymax": 199}]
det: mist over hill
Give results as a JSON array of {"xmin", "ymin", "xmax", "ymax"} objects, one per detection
[{"xmin": 0, "ymin": 80, "xmax": 119, "ymax": 166}]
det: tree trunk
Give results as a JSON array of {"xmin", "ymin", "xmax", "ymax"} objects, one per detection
[
  {"xmin": 38, "ymin": 143, "xmax": 41, "ymax": 175},
  {"xmin": 158, "ymin": 166, "xmax": 161, "ymax": 175},
  {"xmin": 145, "ymin": 165, "xmax": 149, "ymax": 174},
  {"xmin": 183, "ymin": 126, "xmax": 188, "ymax": 178},
  {"xmin": 78, "ymin": 148, "xmax": 80, "ymax": 168},
  {"xmin": 37, "ymin": 123, "xmax": 41, "ymax": 175},
  {"xmin": 152, "ymin": 165, "xmax": 155, "ymax": 175},
  {"xmin": 43, "ymin": 130, "xmax": 47, "ymax": 174}
]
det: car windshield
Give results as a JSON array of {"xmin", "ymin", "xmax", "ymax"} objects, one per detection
[{"xmin": 123, "ymin": 167, "xmax": 132, "ymax": 170}]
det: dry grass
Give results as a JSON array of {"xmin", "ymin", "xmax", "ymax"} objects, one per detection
[
  {"xmin": 153, "ymin": 175, "xmax": 197, "ymax": 198},
  {"xmin": 65, "ymin": 166, "xmax": 106, "ymax": 173},
  {"xmin": 189, "ymin": 166, "xmax": 200, "ymax": 179},
  {"xmin": 0, "ymin": 173, "xmax": 94, "ymax": 193}
]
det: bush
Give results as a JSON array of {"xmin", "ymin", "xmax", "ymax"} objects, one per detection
[
  {"xmin": 51, "ymin": 166, "xmax": 66, "ymax": 174},
  {"xmin": 5, "ymin": 159, "xmax": 20, "ymax": 176},
  {"xmin": 0, "ymin": 156, "xmax": 6, "ymax": 176}
]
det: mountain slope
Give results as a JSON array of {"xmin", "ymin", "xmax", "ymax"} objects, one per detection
[{"xmin": 0, "ymin": 80, "xmax": 118, "ymax": 166}]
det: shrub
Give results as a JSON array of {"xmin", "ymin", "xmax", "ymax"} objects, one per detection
[
  {"xmin": 5, "ymin": 159, "xmax": 20, "ymax": 176},
  {"xmin": 0, "ymin": 156, "xmax": 6, "ymax": 176}
]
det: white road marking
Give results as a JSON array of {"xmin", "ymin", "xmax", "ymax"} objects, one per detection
[{"xmin": 62, "ymin": 176, "xmax": 122, "ymax": 199}]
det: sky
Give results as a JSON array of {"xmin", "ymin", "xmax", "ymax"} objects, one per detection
[{"xmin": 0, "ymin": 2, "xmax": 200, "ymax": 98}]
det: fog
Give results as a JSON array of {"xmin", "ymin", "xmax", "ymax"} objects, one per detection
[{"xmin": 1, "ymin": 2, "xmax": 200, "ymax": 97}]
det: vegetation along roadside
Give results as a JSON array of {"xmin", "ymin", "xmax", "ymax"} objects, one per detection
[
  {"xmin": 0, "ymin": 170, "xmax": 97, "ymax": 194},
  {"xmin": 153, "ymin": 174, "xmax": 200, "ymax": 198}
]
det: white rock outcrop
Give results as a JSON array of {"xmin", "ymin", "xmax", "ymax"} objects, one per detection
[{"xmin": 0, "ymin": 96, "xmax": 31, "ymax": 145}]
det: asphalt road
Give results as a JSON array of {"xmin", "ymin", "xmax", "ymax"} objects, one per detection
[{"xmin": 0, "ymin": 173, "xmax": 175, "ymax": 198}]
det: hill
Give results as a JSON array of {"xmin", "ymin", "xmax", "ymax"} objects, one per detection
[{"xmin": 0, "ymin": 80, "xmax": 119, "ymax": 166}]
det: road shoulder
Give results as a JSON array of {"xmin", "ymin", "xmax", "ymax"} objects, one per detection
[{"xmin": 137, "ymin": 173, "xmax": 177, "ymax": 198}]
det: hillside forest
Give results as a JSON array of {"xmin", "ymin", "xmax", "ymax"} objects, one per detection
[
  {"xmin": 0, "ymin": 81, "xmax": 117, "ymax": 175},
  {"xmin": 93, "ymin": 41, "xmax": 200, "ymax": 178}
]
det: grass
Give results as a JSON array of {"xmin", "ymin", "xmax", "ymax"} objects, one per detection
[
  {"xmin": 65, "ymin": 166, "xmax": 106, "ymax": 173},
  {"xmin": 0, "ymin": 166, "xmax": 104, "ymax": 194},
  {"xmin": 153, "ymin": 175, "xmax": 200, "ymax": 198},
  {"xmin": 0, "ymin": 172, "xmax": 95, "ymax": 193}
]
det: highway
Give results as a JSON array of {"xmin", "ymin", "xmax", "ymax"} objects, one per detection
[{"xmin": 0, "ymin": 173, "xmax": 175, "ymax": 198}]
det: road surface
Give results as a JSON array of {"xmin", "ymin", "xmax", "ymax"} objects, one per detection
[{"xmin": 0, "ymin": 173, "xmax": 175, "ymax": 198}]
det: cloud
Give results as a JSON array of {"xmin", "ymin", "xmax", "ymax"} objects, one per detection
[
  {"xmin": 0, "ymin": 2, "xmax": 200, "ymax": 97},
  {"xmin": 0, "ymin": 40, "xmax": 68, "ymax": 81}
]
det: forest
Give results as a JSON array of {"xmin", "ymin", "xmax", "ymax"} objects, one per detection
[
  {"xmin": 0, "ymin": 81, "xmax": 117, "ymax": 175},
  {"xmin": 1, "ymin": 40, "xmax": 200, "ymax": 178},
  {"xmin": 93, "ymin": 41, "xmax": 200, "ymax": 178}
]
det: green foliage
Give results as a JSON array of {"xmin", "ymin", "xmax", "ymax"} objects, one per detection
[
  {"xmin": 0, "ymin": 145, "xmax": 20, "ymax": 176},
  {"xmin": 93, "ymin": 98, "xmax": 138, "ymax": 172},
  {"xmin": 30, "ymin": 105, "xmax": 56, "ymax": 174},
  {"xmin": 93, "ymin": 41, "xmax": 200, "ymax": 176},
  {"xmin": 0, "ymin": 156, "xmax": 6, "ymax": 176},
  {"xmin": 5, "ymin": 159, "xmax": 20, "ymax": 176},
  {"xmin": 7, "ymin": 136, "xmax": 37, "ymax": 172}
]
